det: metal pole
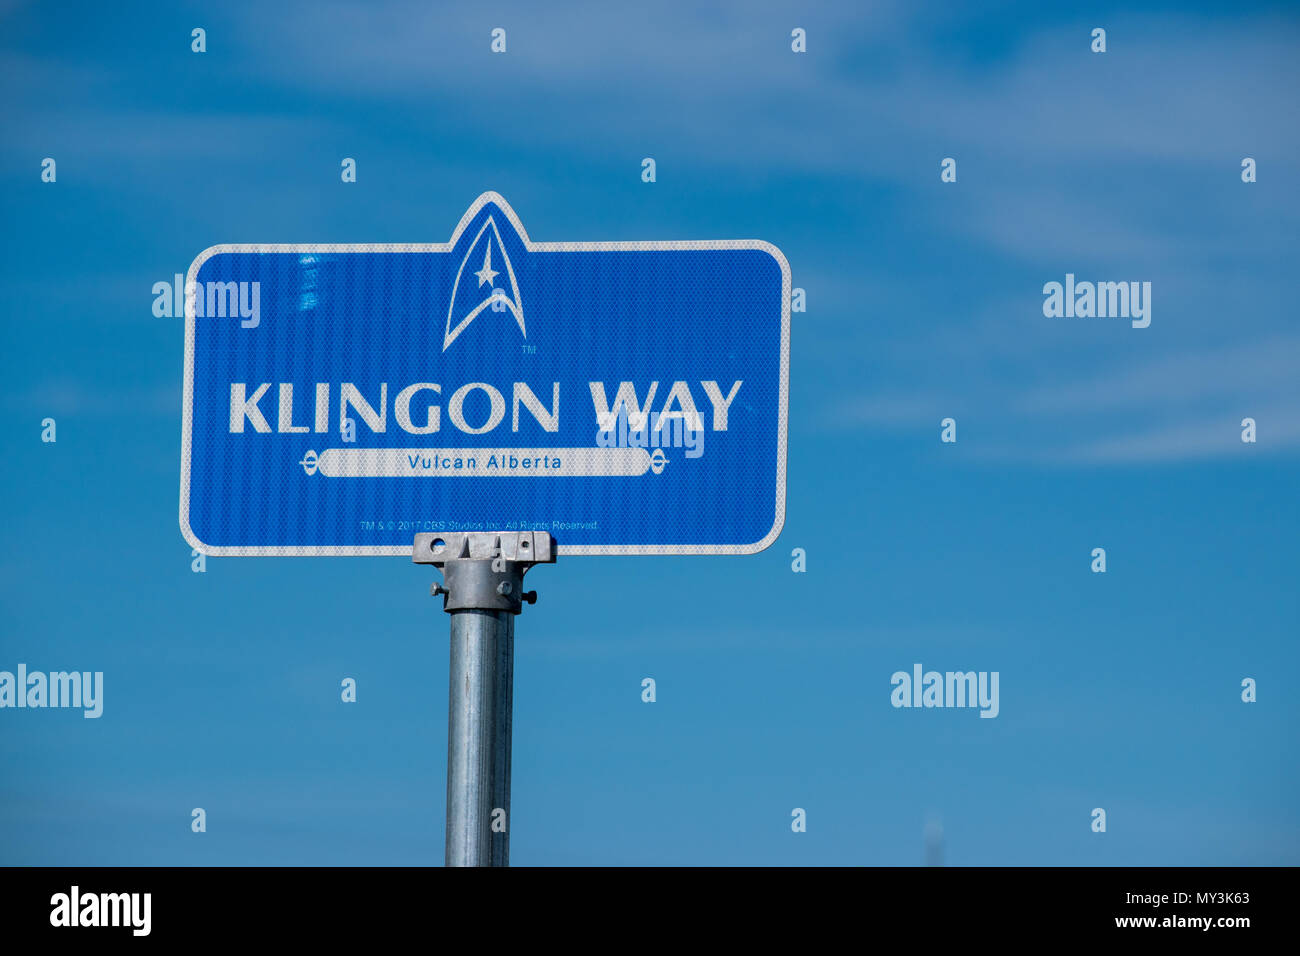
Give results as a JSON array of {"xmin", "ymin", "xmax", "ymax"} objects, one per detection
[
  {"xmin": 445, "ymin": 609, "xmax": 514, "ymax": 866},
  {"xmin": 414, "ymin": 531, "xmax": 554, "ymax": 868}
]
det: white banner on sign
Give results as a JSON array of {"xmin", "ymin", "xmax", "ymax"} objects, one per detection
[{"xmin": 301, "ymin": 447, "xmax": 655, "ymax": 478}]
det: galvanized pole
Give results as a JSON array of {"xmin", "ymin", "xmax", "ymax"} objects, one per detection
[
  {"xmin": 414, "ymin": 532, "xmax": 554, "ymax": 867},
  {"xmin": 445, "ymin": 609, "xmax": 514, "ymax": 866}
]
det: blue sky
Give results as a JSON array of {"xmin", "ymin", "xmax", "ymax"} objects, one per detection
[{"xmin": 0, "ymin": 0, "xmax": 1296, "ymax": 865}]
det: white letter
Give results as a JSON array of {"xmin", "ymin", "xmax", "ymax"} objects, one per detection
[
  {"xmin": 700, "ymin": 380, "xmax": 742, "ymax": 430},
  {"xmin": 1130, "ymin": 282, "xmax": 1151, "ymax": 329},
  {"xmin": 1042, "ymin": 281, "xmax": 1063, "ymax": 318},
  {"xmin": 656, "ymin": 381, "xmax": 704, "ymax": 432},
  {"xmin": 890, "ymin": 671, "xmax": 910, "ymax": 708},
  {"xmin": 229, "ymin": 383, "xmax": 271, "ymax": 433},
  {"xmin": 339, "ymin": 383, "xmax": 387, "ymax": 433},
  {"xmin": 82, "ymin": 672, "xmax": 103, "ymax": 719},
  {"xmin": 590, "ymin": 382, "xmax": 658, "ymax": 430},
  {"xmin": 50, "ymin": 893, "xmax": 70, "ymax": 927},
  {"xmin": 978, "ymin": 671, "xmax": 999, "ymax": 718},
  {"xmin": 512, "ymin": 382, "xmax": 560, "ymax": 432},
  {"xmin": 395, "ymin": 384, "xmax": 442, "ymax": 434},
  {"xmin": 448, "ymin": 383, "xmax": 505, "ymax": 434},
  {"xmin": 277, "ymin": 384, "xmax": 309, "ymax": 433},
  {"xmin": 133, "ymin": 894, "xmax": 151, "ymax": 937}
]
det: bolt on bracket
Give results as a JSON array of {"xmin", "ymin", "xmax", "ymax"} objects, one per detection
[{"xmin": 413, "ymin": 531, "xmax": 556, "ymax": 614}]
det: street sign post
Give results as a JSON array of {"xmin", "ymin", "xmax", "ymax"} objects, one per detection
[
  {"xmin": 179, "ymin": 193, "xmax": 791, "ymax": 864},
  {"xmin": 180, "ymin": 192, "xmax": 789, "ymax": 556}
]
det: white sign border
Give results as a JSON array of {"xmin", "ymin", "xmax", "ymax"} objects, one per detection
[{"xmin": 180, "ymin": 192, "xmax": 790, "ymax": 557}]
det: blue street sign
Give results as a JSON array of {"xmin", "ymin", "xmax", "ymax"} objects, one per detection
[{"xmin": 180, "ymin": 193, "xmax": 789, "ymax": 555}]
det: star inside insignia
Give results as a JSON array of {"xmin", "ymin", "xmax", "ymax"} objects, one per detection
[{"xmin": 474, "ymin": 244, "xmax": 499, "ymax": 287}]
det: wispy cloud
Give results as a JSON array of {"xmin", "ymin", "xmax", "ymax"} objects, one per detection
[
  {"xmin": 9, "ymin": 379, "xmax": 179, "ymax": 418},
  {"xmin": 831, "ymin": 333, "xmax": 1300, "ymax": 464},
  {"xmin": 1014, "ymin": 335, "xmax": 1300, "ymax": 415},
  {"xmin": 1049, "ymin": 411, "xmax": 1300, "ymax": 464}
]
